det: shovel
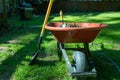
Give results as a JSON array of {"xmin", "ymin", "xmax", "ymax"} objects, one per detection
[{"xmin": 29, "ymin": 0, "xmax": 54, "ymax": 65}]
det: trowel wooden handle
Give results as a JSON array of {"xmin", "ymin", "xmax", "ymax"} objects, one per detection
[{"xmin": 60, "ymin": 10, "xmax": 64, "ymax": 23}]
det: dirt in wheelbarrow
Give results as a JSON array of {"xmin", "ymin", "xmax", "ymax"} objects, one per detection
[{"xmin": 63, "ymin": 23, "xmax": 84, "ymax": 28}]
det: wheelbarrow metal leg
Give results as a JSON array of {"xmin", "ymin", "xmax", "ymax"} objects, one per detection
[
  {"xmin": 57, "ymin": 42, "xmax": 63, "ymax": 61},
  {"xmin": 84, "ymin": 43, "xmax": 95, "ymax": 70}
]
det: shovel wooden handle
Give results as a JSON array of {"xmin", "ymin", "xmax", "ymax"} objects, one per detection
[{"xmin": 41, "ymin": 0, "xmax": 54, "ymax": 35}]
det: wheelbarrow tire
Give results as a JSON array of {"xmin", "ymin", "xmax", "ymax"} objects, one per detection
[{"xmin": 73, "ymin": 51, "xmax": 87, "ymax": 80}]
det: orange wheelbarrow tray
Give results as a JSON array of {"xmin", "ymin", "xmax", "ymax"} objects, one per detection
[{"xmin": 45, "ymin": 22, "xmax": 107, "ymax": 43}]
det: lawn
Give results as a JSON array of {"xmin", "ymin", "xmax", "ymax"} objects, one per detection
[{"xmin": 0, "ymin": 11, "xmax": 120, "ymax": 80}]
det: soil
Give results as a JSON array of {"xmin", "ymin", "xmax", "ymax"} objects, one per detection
[{"xmin": 65, "ymin": 23, "xmax": 82, "ymax": 28}]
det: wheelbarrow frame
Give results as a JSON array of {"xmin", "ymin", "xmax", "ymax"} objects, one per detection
[
  {"xmin": 57, "ymin": 42, "xmax": 97, "ymax": 78},
  {"xmin": 45, "ymin": 22, "xmax": 107, "ymax": 79}
]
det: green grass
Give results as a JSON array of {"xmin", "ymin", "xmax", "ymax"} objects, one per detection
[{"xmin": 0, "ymin": 11, "xmax": 120, "ymax": 80}]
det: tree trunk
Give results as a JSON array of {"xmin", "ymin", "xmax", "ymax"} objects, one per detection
[{"xmin": 2, "ymin": 0, "xmax": 8, "ymax": 30}]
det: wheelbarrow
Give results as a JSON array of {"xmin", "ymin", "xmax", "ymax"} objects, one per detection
[{"xmin": 45, "ymin": 22, "xmax": 107, "ymax": 79}]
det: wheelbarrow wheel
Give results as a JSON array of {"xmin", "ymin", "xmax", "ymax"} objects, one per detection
[{"xmin": 72, "ymin": 51, "xmax": 87, "ymax": 80}]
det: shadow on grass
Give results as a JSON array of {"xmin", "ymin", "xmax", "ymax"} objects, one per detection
[
  {"xmin": 92, "ymin": 44, "xmax": 120, "ymax": 80},
  {"xmin": 0, "ymin": 13, "xmax": 58, "ymax": 79},
  {"xmin": 0, "ymin": 29, "xmax": 55, "ymax": 80},
  {"xmin": 0, "ymin": 29, "xmax": 39, "ymax": 79},
  {"xmin": 31, "ymin": 60, "xmax": 58, "ymax": 67}
]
